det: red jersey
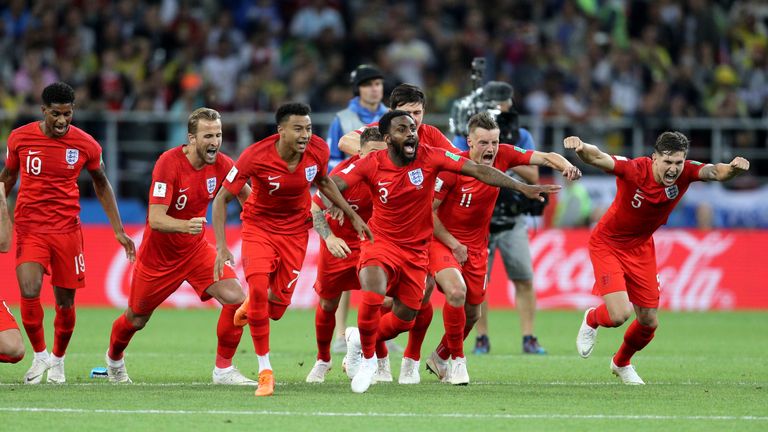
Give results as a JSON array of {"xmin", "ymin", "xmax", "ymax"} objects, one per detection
[
  {"xmin": 223, "ymin": 134, "xmax": 329, "ymax": 234},
  {"xmin": 594, "ymin": 156, "xmax": 704, "ymax": 249},
  {"xmin": 139, "ymin": 146, "xmax": 234, "ymax": 269},
  {"xmin": 312, "ymin": 155, "xmax": 373, "ymax": 247},
  {"xmin": 6, "ymin": 122, "xmax": 102, "ymax": 234},
  {"xmin": 355, "ymin": 122, "xmax": 455, "ymax": 151},
  {"xmin": 337, "ymin": 145, "xmax": 467, "ymax": 247},
  {"xmin": 435, "ymin": 144, "xmax": 533, "ymax": 250}
]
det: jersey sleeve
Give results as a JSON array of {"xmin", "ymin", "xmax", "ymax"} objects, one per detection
[
  {"xmin": 148, "ymin": 154, "xmax": 176, "ymax": 206},
  {"xmin": 434, "ymin": 172, "xmax": 457, "ymax": 201},
  {"xmin": 497, "ymin": 144, "xmax": 533, "ymax": 170},
  {"xmin": 424, "ymin": 125, "xmax": 456, "ymax": 150},
  {"xmin": 83, "ymin": 135, "xmax": 103, "ymax": 171},
  {"xmin": 432, "ymin": 147, "xmax": 468, "ymax": 174},
  {"xmin": 222, "ymin": 147, "xmax": 254, "ymax": 196},
  {"xmin": 609, "ymin": 155, "xmax": 642, "ymax": 180},
  {"xmin": 313, "ymin": 135, "xmax": 330, "ymax": 177},
  {"xmin": 683, "ymin": 160, "xmax": 706, "ymax": 183},
  {"xmin": 334, "ymin": 154, "xmax": 371, "ymax": 189},
  {"xmin": 5, "ymin": 131, "xmax": 19, "ymax": 170}
]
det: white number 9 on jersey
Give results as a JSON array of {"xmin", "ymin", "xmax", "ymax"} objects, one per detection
[{"xmin": 175, "ymin": 194, "xmax": 188, "ymax": 210}]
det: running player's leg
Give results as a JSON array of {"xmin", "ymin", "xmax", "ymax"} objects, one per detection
[{"xmin": 0, "ymin": 301, "xmax": 24, "ymax": 364}]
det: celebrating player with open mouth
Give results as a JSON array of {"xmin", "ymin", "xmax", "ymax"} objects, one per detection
[
  {"xmin": 213, "ymin": 102, "xmax": 370, "ymax": 397},
  {"xmin": 105, "ymin": 108, "xmax": 255, "ymax": 385},
  {"xmin": 331, "ymin": 110, "xmax": 560, "ymax": 393},
  {"xmin": 566, "ymin": 132, "xmax": 749, "ymax": 384}
]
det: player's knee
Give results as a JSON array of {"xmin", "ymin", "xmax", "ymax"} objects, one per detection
[
  {"xmin": 382, "ymin": 297, "xmax": 394, "ymax": 310},
  {"xmin": 608, "ymin": 306, "xmax": 633, "ymax": 326},
  {"xmin": 445, "ymin": 286, "xmax": 466, "ymax": 307},
  {"xmin": 19, "ymin": 280, "xmax": 42, "ymax": 298},
  {"xmin": 268, "ymin": 302, "xmax": 288, "ymax": 321},
  {"xmin": 318, "ymin": 298, "xmax": 338, "ymax": 313},
  {"xmin": 637, "ymin": 313, "xmax": 658, "ymax": 328},
  {"xmin": 218, "ymin": 287, "xmax": 246, "ymax": 306},
  {"xmin": 129, "ymin": 315, "xmax": 150, "ymax": 330},
  {"xmin": 7, "ymin": 345, "xmax": 25, "ymax": 362}
]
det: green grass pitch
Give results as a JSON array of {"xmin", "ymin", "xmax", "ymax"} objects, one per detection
[{"xmin": 0, "ymin": 307, "xmax": 766, "ymax": 431}]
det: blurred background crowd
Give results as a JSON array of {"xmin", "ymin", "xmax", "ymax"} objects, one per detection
[
  {"xmin": 0, "ymin": 0, "xmax": 767, "ymax": 216},
  {"xmin": 1, "ymin": 0, "xmax": 766, "ymax": 119}
]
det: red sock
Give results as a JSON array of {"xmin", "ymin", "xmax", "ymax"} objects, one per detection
[
  {"xmin": 587, "ymin": 304, "xmax": 619, "ymax": 328},
  {"xmin": 404, "ymin": 301, "xmax": 433, "ymax": 361},
  {"xmin": 52, "ymin": 304, "xmax": 76, "ymax": 357},
  {"xmin": 315, "ymin": 304, "xmax": 335, "ymax": 362},
  {"xmin": 377, "ymin": 311, "xmax": 415, "ymax": 344},
  {"xmin": 215, "ymin": 304, "xmax": 243, "ymax": 368},
  {"xmin": 0, "ymin": 353, "xmax": 23, "ymax": 363},
  {"xmin": 358, "ymin": 291, "xmax": 384, "ymax": 359},
  {"xmin": 108, "ymin": 314, "xmax": 138, "ymax": 360},
  {"xmin": 375, "ymin": 304, "xmax": 392, "ymax": 358},
  {"xmin": 613, "ymin": 320, "xmax": 656, "ymax": 367},
  {"xmin": 247, "ymin": 274, "xmax": 270, "ymax": 356},
  {"xmin": 442, "ymin": 303, "xmax": 466, "ymax": 358},
  {"xmin": 20, "ymin": 297, "xmax": 46, "ymax": 352}
]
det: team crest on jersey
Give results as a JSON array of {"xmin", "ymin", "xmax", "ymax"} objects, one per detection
[
  {"xmin": 408, "ymin": 168, "xmax": 424, "ymax": 186},
  {"xmin": 65, "ymin": 149, "xmax": 79, "ymax": 165},
  {"xmin": 207, "ymin": 177, "xmax": 217, "ymax": 194},
  {"xmin": 665, "ymin": 185, "xmax": 679, "ymax": 199},
  {"xmin": 305, "ymin": 165, "xmax": 318, "ymax": 182}
]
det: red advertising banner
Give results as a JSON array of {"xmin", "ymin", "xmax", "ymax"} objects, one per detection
[{"xmin": 1, "ymin": 226, "xmax": 766, "ymax": 310}]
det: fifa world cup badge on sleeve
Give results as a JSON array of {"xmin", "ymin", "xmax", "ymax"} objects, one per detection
[
  {"xmin": 153, "ymin": 182, "xmax": 167, "ymax": 198},
  {"xmin": 226, "ymin": 166, "xmax": 238, "ymax": 183}
]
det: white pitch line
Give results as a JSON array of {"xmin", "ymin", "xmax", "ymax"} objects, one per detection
[
  {"xmin": 0, "ymin": 407, "xmax": 765, "ymax": 421},
  {"xmin": 0, "ymin": 381, "xmax": 764, "ymax": 387}
]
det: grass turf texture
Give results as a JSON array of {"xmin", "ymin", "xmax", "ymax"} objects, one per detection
[{"xmin": 0, "ymin": 307, "xmax": 765, "ymax": 431}]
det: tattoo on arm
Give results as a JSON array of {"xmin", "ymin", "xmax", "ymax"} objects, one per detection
[{"xmin": 313, "ymin": 210, "xmax": 332, "ymax": 239}]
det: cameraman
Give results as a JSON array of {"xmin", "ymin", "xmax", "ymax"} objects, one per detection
[{"xmin": 469, "ymin": 81, "xmax": 547, "ymax": 355}]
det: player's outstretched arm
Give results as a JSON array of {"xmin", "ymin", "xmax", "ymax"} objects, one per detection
[
  {"xmin": 212, "ymin": 187, "xmax": 236, "ymax": 281},
  {"xmin": 460, "ymin": 160, "xmax": 561, "ymax": 202},
  {"xmin": 698, "ymin": 157, "xmax": 750, "ymax": 182},
  {"xmin": 338, "ymin": 130, "xmax": 362, "ymax": 156},
  {"xmin": 90, "ymin": 167, "xmax": 136, "ymax": 262},
  {"xmin": 0, "ymin": 187, "xmax": 11, "ymax": 252},
  {"xmin": 0, "ymin": 167, "xmax": 19, "ymax": 197},
  {"xmin": 432, "ymin": 198, "xmax": 466, "ymax": 265},
  {"xmin": 311, "ymin": 201, "xmax": 350, "ymax": 259},
  {"xmin": 315, "ymin": 173, "xmax": 373, "ymax": 242},
  {"xmin": 563, "ymin": 136, "xmax": 615, "ymax": 172},
  {"xmin": 148, "ymin": 204, "xmax": 206, "ymax": 234},
  {"xmin": 529, "ymin": 151, "xmax": 582, "ymax": 181}
]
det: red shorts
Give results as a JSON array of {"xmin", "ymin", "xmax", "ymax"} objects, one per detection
[
  {"xmin": 16, "ymin": 229, "xmax": 86, "ymax": 289},
  {"xmin": 241, "ymin": 224, "xmax": 308, "ymax": 306},
  {"xmin": 359, "ymin": 239, "xmax": 428, "ymax": 310},
  {"xmin": 0, "ymin": 300, "xmax": 19, "ymax": 332},
  {"xmin": 314, "ymin": 240, "xmax": 361, "ymax": 300},
  {"xmin": 589, "ymin": 235, "xmax": 660, "ymax": 308},
  {"xmin": 429, "ymin": 240, "xmax": 488, "ymax": 305},
  {"xmin": 129, "ymin": 243, "xmax": 237, "ymax": 315}
]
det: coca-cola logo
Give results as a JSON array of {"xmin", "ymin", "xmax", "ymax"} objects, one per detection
[{"xmin": 519, "ymin": 230, "xmax": 736, "ymax": 311}]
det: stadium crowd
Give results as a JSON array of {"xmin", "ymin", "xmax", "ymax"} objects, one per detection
[{"xmin": 0, "ymin": 0, "xmax": 766, "ymax": 121}]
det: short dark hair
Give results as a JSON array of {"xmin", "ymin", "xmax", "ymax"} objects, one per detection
[
  {"xmin": 467, "ymin": 112, "xmax": 499, "ymax": 135},
  {"xmin": 360, "ymin": 127, "xmax": 383, "ymax": 146},
  {"xmin": 378, "ymin": 110, "xmax": 412, "ymax": 135},
  {"xmin": 654, "ymin": 131, "xmax": 689, "ymax": 155},
  {"xmin": 275, "ymin": 102, "xmax": 311, "ymax": 125},
  {"xmin": 389, "ymin": 84, "xmax": 425, "ymax": 110},
  {"xmin": 42, "ymin": 82, "xmax": 75, "ymax": 106},
  {"xmin": 188, "ymin": 107, "xmax": 221, "ymax": 134}
]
